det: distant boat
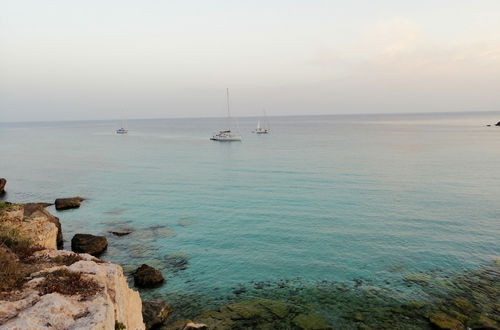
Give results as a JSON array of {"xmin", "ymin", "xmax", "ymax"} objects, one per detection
[
  {"xmin": 210, "ymin": 89, "xmax": 242, "ymax": 141},
  {"xmin": 116, "ymin": 119, "xmax": 128, "ymax": 134},
  {"xmin": 253, "ymin": 110, "xmax": 270, "ymax": 134}
]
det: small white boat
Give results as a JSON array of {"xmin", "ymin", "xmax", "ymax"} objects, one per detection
[
  {"xmin": 116, "ymin": 127, "xmax": 128, "ymax": 134},
  {"xmin": 254, "ymin": 120, "xmax": 269, "ymax": 134},
  {"xmin": 210, "ymin": 130, "xmax": 242, "ymax": 141},
  {"xmin": 253, "ymin": 110, "xmax": 270, "ymax": 134},
  {"xmin": 210, "ymin": 89, "xmax": 242, "ymax": 142},
  {"xmin": 116, "ymin": 119, "xmax": 128, "ymax": 134}
]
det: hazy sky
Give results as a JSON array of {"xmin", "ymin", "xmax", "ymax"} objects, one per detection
[{"xmin": 1, "ymin": 0, "xmax": 500, "ymax": 122}]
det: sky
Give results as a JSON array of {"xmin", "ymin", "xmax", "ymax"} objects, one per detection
[{"xmin": 1, "ymin": 0, "xmax": 500, "ymax": 122}]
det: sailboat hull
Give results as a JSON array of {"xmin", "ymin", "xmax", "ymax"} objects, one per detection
[{"xmin": 210, "ymin": 135, "xmax": 242, "ymax": 141}]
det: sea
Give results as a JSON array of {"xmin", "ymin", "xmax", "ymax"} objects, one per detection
[{"xmin": 1, "ymin": 111, "xmax": 499, "ymax": 327}]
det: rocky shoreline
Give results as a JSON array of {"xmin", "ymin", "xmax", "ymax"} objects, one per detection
[{"xmin": 0, "ymin": 192, "xmax": 206, "ymax": 330}]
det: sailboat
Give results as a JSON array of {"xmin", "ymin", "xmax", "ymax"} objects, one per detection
[
  {"xmin": 116, "ymin": 119, "xmax": 128, "ymax": 134},
  {"xmin": 210, "ymin": 89, "xmax": 242, "ymax": 141},
  {"xmin": 253, "ymin": 110, "xmax": 270, "ymax": 134}
]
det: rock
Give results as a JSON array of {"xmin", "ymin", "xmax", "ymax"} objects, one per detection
[
  {"xmin": 24, "ymin": 203, "xmax": 63, "ymax": 248},
  {"xmin": 142, "ymin": 299, "xmax": 172, "ymax": 329},
  {"xmin": 182, "ymin": 322, "xmax": 208, "ymax": 330},
  {"xmin": 133, "ymin": 264, "xmax": 164, "ymax": 288},
  {"xmin": 108, "ymin": 229, "xmax": 133, "ymax": 236},
  {"xmin": 404, "ymin": 273, "xmax": 432, "ymax": 286},
  {"xmin": 452, "ymin": 298, "xmax": 474, "ymax": 314},
  {"xmin": 0, "ymin": 249, "xmax": 145, "ymax": 329},
  {"xmin": 470, "ymin": 314, "xmax": 498, "ymax": 329},
  {"xmin": 428, "ymin": 312, "xmax": 465, "ymax": 330},
  {"xmin": 496, "ymin": 121, "xmax": 500, "ymax": 126},
  {"xmin": 164, "ymin": 253, "xmax": 189, "ymax": 272},
  {"xmin": 1, "ymin": 205, "xmax": 59, "ymax": 250},
  {"xmin": 54, "ymin": 197, "xmax": 84, "ymax": 210},
  {"xmin": 292, "ymin": 313, "xmax": 330, "ymax": 330},
  {"xmin": 0, "ymin": 178, "xmax": 6, "ymax": 194},
  {"xmin": 71, "ymin": 234, "xmax": 108, "ymax": 256}
]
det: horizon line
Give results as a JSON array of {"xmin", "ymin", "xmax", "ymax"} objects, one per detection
[{"xmin": 1, "ymin": 109, "xmax": 499, "ymax": 125}]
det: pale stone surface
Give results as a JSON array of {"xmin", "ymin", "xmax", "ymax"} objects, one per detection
[
  {"xmin": 1, "ymin": 207, "xmax": 58, "ymax": 250},
  {"xmin": 0, "ymin": 250, "xmax": 145, "ymax": 330},
  {"xmin": 0, "ymin": 205, "xmax": 145, "ymax": 330}
]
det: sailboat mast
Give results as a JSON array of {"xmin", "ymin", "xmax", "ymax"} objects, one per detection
[{"xmin": 226, "ymin": 88, "xmax": 230, "ymax": 130}]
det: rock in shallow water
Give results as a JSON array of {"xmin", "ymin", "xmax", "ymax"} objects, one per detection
[
  {"xmin": 142, "ymin": 299, "xmax": 172, "ymax": 329},
  {"xmin": 164, "ymin": 253, "xmax": 190, "ymax": 272},
  {"xmin": 293, "ymin": 313, "xmax": 331, "ymax": 330},
  {"xmin": 428, "ymin": 312, "xmax": 465, "ymax": 330},
  {"xmin": 55, "ymin": 197, "xmax": 84, "ymax": 210},
  {"xmin": 71, "ymin": 233, "xmax": 108, "ymax": 256},
  {"xmin": 134, "ymin": 264, "xmax": 165, "ymax": 288},
  {"xmin": 108, "ymin": 229, "xmax": 133, "ymax": 236}
]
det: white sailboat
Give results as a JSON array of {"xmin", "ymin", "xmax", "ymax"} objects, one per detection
[
  {"xmin": 253, "ymin": 110, "xmax": 270, "ymax": 134},
  {"xmin": 210, "ymin": 89, "xmax": 242, "ymax": 141},
  {"xmin": 116, "ymin": 119, "xmax": 128, "ymax": 134}
]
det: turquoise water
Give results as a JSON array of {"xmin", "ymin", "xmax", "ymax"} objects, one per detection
[{"xmin": 1, "ymin": 112, "xmax": 500, "ymax": 323}]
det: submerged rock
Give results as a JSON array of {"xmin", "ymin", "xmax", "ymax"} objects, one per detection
[
  {"xmin": 134, "ymin": 264, "xmax": 165, "ymax": 288},
  {"xmin": 71, "ymin": 234, "xmax": 108, "ymax": 256},
  {"xmin": 164, "ymin": 253, "xmax": 190, "ymax": 272},
  {"xmin": 192, "ymin": 298, "xmax": 314, "ymax": 330},
  {"xmin": 133, "ymin": 225, "xmax": 176, "ymax": 240},
  {"xmin": 142, "ymin": 299, "xmax": 172, "ymax": 329},
  {"xmin": 292, "ymin": 313, "xmax": 330, "ymax": 330},
  {"xmin": 108, "ymin": 229, "xmax": 133, "ymax": 236},
  {"xmin": 55, "ymin": 197, "xmax": 84, "ymax": 210},
  {"xmin": 403, "ymin": 273, "xmax": 432, "ymax": 286},
  {"xmin": 428, "ymin": 312, "xmax": 465, "ymax": 330}
]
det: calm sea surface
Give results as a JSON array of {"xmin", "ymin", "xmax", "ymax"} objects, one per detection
[{"xmin": 1, "ymin": 112, "xmax": 499, "ymax": 323}]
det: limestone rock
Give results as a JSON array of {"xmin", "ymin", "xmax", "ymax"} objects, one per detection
[
  {"xmin": 55, "ymin": 197, "xmax": 84, "ymax": 210},
  {"xmin": 24, "ymin": 203, "xmax": 63, "ymax": 248},
  {"xmin": 142, "ymin": 299, "xmax": 172, "ymax": 329},
  {"xmin": 71, "ymin": 234, "xmax": 108, "ymax": 256},
  {"xmin": 0, "ymin": 206, "xmax": 58, "ymax": 250},
  {"xmin": 182, "ymin": 322, "xmax": 208, "ymax": 330},
  {"xmin": 134, "ymin": 264, "xmax": 164, "ymax": 288},
  {"xmin": 0, "ymin": 249, "xmax": 145, "ymax": 330}
]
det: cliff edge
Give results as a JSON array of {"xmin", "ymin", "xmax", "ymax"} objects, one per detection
[{"xmin": 0, "ymin": 202, "xmax": 145, "ymax": 329}]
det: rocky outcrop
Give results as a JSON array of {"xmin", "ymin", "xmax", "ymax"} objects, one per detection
[
  {"xmin": 142, "ymin": 299, "xmax": 171, "ymax": 329},
  {"xmin": 23, "ymin": 203, "xmax": 63, "ymax": 248},
  {"xmin": 134, "ymin": 264, "xmax": 164, "ymax": 288},
  {"xmin": 0, "ymin": 179, "xmax": 6, "ymax": 195},
  {"xmin": 71, "ymin": 234, "xmax": 108, "ymax": 256},
  {"xmin": 496, "ymin": 121, "xmax": 500, "ymax": 126},
  {"xmin": 55, "ymin": 197, "xmax": 84, "ymax": 210},
  {"xmin": 0, "ymin": 250, "xmax": 145, "ymax": 330},
  {"xmin": 0, "ymin": 204, "xmax": 59, "ymax": 250}
]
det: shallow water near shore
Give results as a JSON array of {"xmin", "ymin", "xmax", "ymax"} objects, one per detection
[{"xmin": 1, "ymin": 112, "xmax": 500, "ymax": 327}]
